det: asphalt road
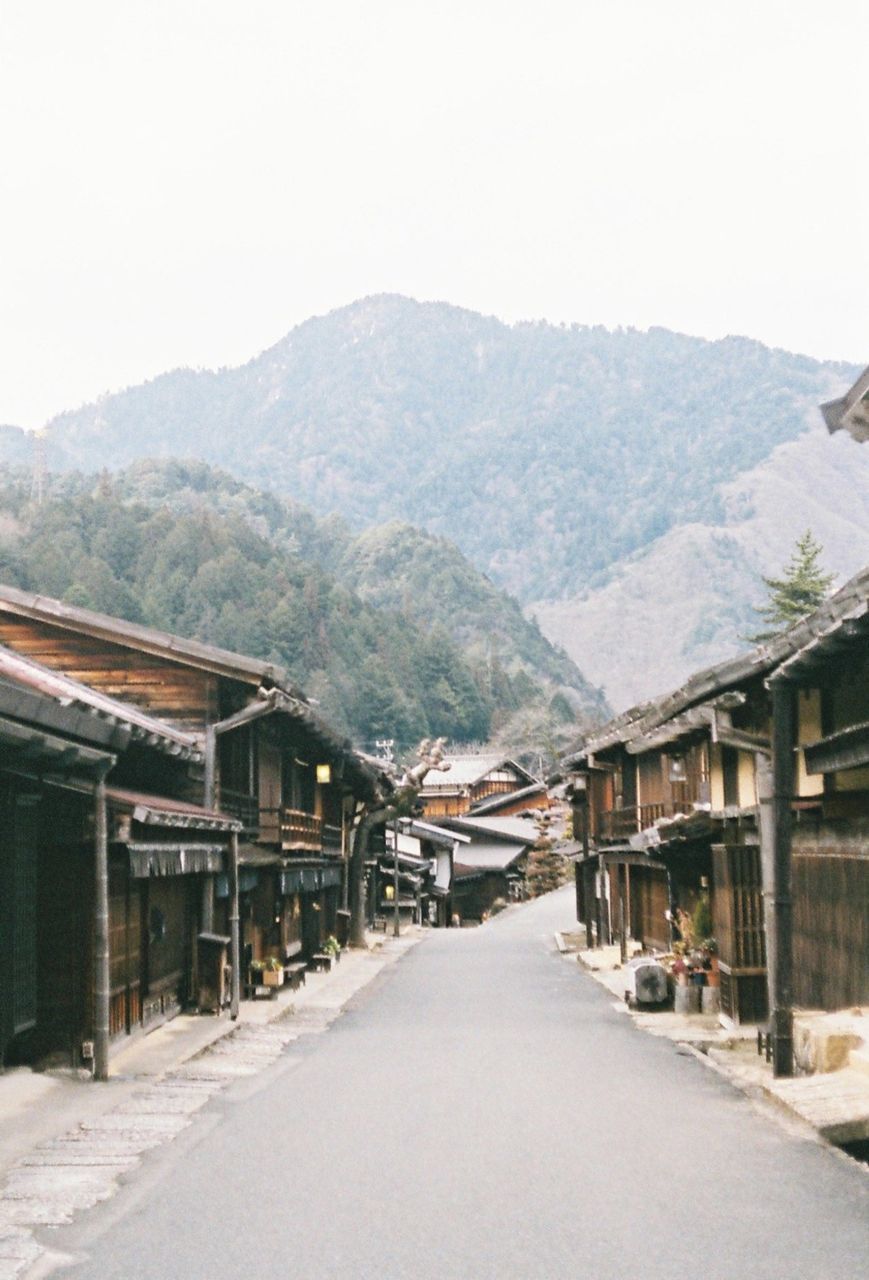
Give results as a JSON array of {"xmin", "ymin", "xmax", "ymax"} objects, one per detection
[{"xmin": 50, "ymin": 888, "xmax": 869, "ymax": 1280}]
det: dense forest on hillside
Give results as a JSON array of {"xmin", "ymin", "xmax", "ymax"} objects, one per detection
[
  {"xmin": 0, "ymin": 296, "xmax": 855, "ymax": 602},
  {"xmin": 0, "ymin": 461, "xmax": 607, "ymax": 753}
]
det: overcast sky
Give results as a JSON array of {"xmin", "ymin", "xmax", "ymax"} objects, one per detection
[{"xmin": 1, "ymin": 0, "xmax": 866, "ymax": 429}]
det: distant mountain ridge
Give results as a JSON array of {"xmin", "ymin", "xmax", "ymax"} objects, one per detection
[
  {"xmin": 1, "ymin": 295, "xmax": 863, "ymax": 712},
  {"xmin": 0, "ymin": 295, "xmax": 856, "ymax": 604}
]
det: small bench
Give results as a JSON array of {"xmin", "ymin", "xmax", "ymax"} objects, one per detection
[
  {"xmin": 372, "ymin": 916, "xmax": 388, "ymax": 933},
  {"xmin": 284, "ymin": 962, "xmax": 307, "ymax": 991},
  {"xmin": 308, "ymin": 953, "xmax": 333, "ymax": 973}
]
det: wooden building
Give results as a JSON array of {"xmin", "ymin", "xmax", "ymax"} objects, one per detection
[
  {"xmin": 437, "ymin": 815, "xmax": 537, "ymax": 921},
  {"xmin": 563, "ymin": 563, "xmax": 869, "ymax": 1030},
  {"xmin": 0, "ymin": 584, "xmax": 380, "ymax": 1042},
  {"xmin": 0, "ymin": 647, "xmax": 240, "ymax": 1074},
  {"xmin": 373, "ymin": 818, "xmax": 468, "ymax": 929},
  {"xmin": 768, "ymin": 569, "xmax": 869, "ymax": 1015},
  {"xmin": 418, "ymin": 755, "xmax": 541, "ymax": 818}
]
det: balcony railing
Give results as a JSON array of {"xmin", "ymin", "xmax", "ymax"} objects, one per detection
[
  {"xmin": 281, "ymin": 808, "xmax": 324, "ymax": 852},
  {"xmin": 599, "ymin": 801, "xmax": 695, "ymax": 841},
  {"xmin": 322, "ymin": 823, "xmax": 343, "ymax": 855},
  {"xmin": 218, "ymin": 787, "xmax": 260, "ymax": 832},
  {"xmin": 218, "ymin": 793, "xmax": 334, "ymax": 852},
  {"xmin": 599, "ymin": 805, "xmax": 640, "ymax": 840}
]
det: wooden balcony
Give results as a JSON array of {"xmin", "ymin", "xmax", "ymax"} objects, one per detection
[
  {"xmin": 600, "ymin": 801, "xmax": 696, "ymax": 841},
  {"xmin": 218, "ymin": 787, "xmax": 260, "ymax": 833},
  {"xmin": 281, "ymin": 808, "xmax": 323, "ymax": 852},
  {"xmin": 599, "ymin": 805, "xmax": 640, "ymax": 840}
]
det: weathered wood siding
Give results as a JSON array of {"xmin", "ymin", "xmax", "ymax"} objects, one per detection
[
  {"xmin": 630, "ymin": 866, "xmax": 669, "ymax": 952},
  {"xmin": 0, "ymin": 616, "xmax": 219, "ymax": 735},
  {"xmin": 792, "ymin": 827, "xmax": 869, "ymax": 1011},
  {"xmin": 712, "ymin": 842, "xmax": 768, "ymax": 1025}
]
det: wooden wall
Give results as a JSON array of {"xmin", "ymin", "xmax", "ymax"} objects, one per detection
[
  {"xmin": 793, "ymin": 838, "xmax": 869, "ymax": 1011},
  {"xmin": 630, "ymin": 866, "xmax": 669, "ymax": 952},
  {"xmin": 0, "ymin": 615, "xmax": 220, "ymax": 735}
]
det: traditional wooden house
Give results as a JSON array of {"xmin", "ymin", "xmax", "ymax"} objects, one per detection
[
  {"xmin": 1, "ymin": 673, "xmax": 118, "ymax": 1072},
  {"xmin": 437, "ymin": 814, "xmax": 537, "ymax": 921},
  {"xmin": 418, "ymin": 755, "xmax": 542, "ymax": 818},
  {"xmin": 374, "ymin": 818, "xmax": 469, "ymax": 928},
  {"xmin": 563, "ymin": 563, "xmax": 869, "ymax": 1035},
  {"xmin": 767, "ymin": 568, "xmax": 869, "ymax": 1015},
  {"xmin": 0, "ymin": 646, "xmax": 240, "ymax": 1077},
  {"xmin": 0, "ymin": 585, "xmax": 380, "ymax": 1013}
]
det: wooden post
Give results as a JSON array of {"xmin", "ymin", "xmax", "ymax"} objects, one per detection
[
  {"xmin": 618, "ymin": 861, "xmax": 628, "ymax": 965},
  {"xmin": 584, "ymin": 861, "xmax": 596, "ymax": 948},
  {"xmin": 597, "ymin": 855, "xmax": 611, "ymax": 946},
  {"xmin": 228, "ymin": 831, "xmax": 240, "ymax": 1020},
  {"xmin": 203, "ymin": 723, "xmax": 217, "ymax": 809},
  {"xmin": 769, "ymin": 680, "xmax": 795, "ymax": 1078},
  {"xmin": 93, "ymin": 768, "xmax": 110, "ymax": 1082}
]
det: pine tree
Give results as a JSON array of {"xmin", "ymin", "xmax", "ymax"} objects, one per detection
[{"xmin": 749, "ymin": 530, "xmax": 834, "ymax": 642}]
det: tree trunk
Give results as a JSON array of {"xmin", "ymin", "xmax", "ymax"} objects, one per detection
[{"xmin": 349, "ymin": 808, "xmax": 386, "ymax": 947}]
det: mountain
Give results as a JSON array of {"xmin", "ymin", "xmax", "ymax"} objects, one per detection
[
  {"xmin": 534, "ymin": 418, "xmax": 869, "ymax": 708},
  {"xmin": 0, "ymin": 461, "xmax": 607, "ymax": 751},
  {"xmin": 2, "ymin": 295, "xmax": 863, "ymax": 712},
  {"xmin": 0, "ymin": 296, "xmax": 856, "ymax": 606}
]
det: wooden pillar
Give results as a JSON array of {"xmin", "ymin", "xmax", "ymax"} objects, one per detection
[
  {"xmin": 228, "ymin": 831, "xmax": 240, "ymax": 1020},
  {"xmin": 597, "ymin": 855, "xmax": 611, "ymax": 946},
  {"xmin": 584, "ymin": 861, "xmax": 596, "ymax": 948},
  {"xmin": 618, "ymin": 861, "xmax": 628, "ymax": 965},
  {"xmin": 93, "ymin": 768, "xmax": 111, "ymax": 1082},
  {"xmin": 769, "ymin": 681, "xmax": 795, "ymax": 1078}
]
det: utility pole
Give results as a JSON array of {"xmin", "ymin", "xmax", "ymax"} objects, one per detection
[{"xmin": 393, "ymin": 814, "xmax": 400, "ymax": 938}]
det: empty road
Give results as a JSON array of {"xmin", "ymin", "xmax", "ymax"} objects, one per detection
[{"xmin": 49, "ymin": 888, "xmax": 869, "ymax": 1279}]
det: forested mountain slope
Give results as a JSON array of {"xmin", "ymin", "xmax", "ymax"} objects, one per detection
[
  {"xmin": 0, "ymin": 462, "xmax": 607, "ymax": 750},
  {"xmin": 535, "ymin": 418, "xmax": 869, "ymax": 708},
  {"xmin": 0, "ymin": 295, "xmax": 855, "ymax": 603}
]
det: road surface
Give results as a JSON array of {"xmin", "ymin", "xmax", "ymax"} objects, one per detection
[{"xmin": 48, "ymin": 888, "xmax": 869, "ymax": 1279}]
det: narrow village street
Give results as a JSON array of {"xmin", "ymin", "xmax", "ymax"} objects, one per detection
[{"xmin": 35, "ymin": 887, "xmax": 869, "ymax": 1280}]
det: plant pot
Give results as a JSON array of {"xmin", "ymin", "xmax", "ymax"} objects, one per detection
[
  {"xmin": 701, "ymin": 986, "xmax": 720, "ymax": 1015},
  {"xmin": 262, "ymin": 969, "xmax": 282, "ymax": 987},
  {"xmin": 674, "ymin": 984, "xmax": 701, "ymax": 1015}
]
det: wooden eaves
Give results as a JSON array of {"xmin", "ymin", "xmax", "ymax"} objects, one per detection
[
  {"xmin": 820, "ymin": 364, "xmax": 869, "ymax": 442},
  {"xmin": 0, "ymin": 582, "xmax": 291, "ymax": 688}
]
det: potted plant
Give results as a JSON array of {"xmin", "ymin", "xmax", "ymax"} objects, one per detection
[
  {"xmin": 262, "ymin": 955, "xmax": 284, "ymax": 987},
  {"xmin": 323, "ymin": 935, "xmax": 340, "ymax": 958},
  {"xmin": 701, "ymin": 937, "xmax": 719, "ymax": 988}
]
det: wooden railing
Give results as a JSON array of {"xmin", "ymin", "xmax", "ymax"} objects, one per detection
[
  {"xmin": 219, "ymin": 787, "xmax": 260, "ymax": 832},
  {"xmin": 281, "ymin": 808, "xmax": 323, "ymax": 852},
  {"xmin": 599, "ymin": 805, "xmax": 640, "ymax": 840},
  {"xmin": 600, "ymin": 800, "xmax": 697, "ymax": 840},
  {"xmin": 322, "ymin": 823, "xmax": 343, "ymax": 855}
]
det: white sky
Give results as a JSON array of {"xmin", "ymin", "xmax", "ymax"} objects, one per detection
[{"xmin": 1, "ymin": 0, "xmax": 866, "ymax": 429}]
